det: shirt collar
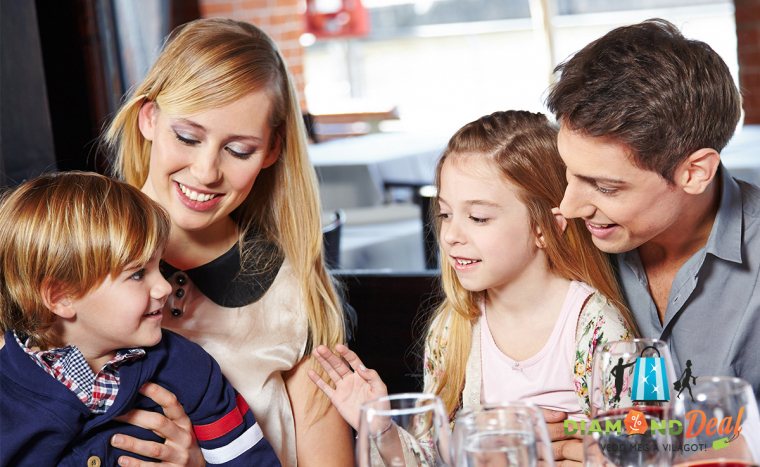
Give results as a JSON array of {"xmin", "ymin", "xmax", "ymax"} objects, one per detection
[
  {"xmin": 705, "ymin": 163, "xmax": 743, "ymax": 263},
  {"xmin": 159, "ymin": 230, "xmax": 284, "ymax": 308},
  {"xmin": 13, "ymin": 331, "xmax": 145, "ymax": 376}
]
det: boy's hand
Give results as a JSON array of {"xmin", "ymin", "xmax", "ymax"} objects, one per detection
[
  {"xmin": 111, "ymin": 382, "xmax": 206, "ymax": 467},
  {"xmin": 542, "ymin": 409, "xmax": 583, "ymax": 467},
  {"xmin": 307, "ymin": 344, "xmax": 388, "ymax": 431}
]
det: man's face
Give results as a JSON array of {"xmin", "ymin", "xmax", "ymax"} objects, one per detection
[{"xmin": 557, "ymin": 125, "xmax": 685, "ymax": 254}]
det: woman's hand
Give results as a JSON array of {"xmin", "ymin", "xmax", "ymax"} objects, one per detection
[
  {"xmin": 111, "ymin": 382, "xmax": 206, "ymax": 467},
  {"xmin": 306, "ymin": 343, "xmax": 388, "ymax": 430}
]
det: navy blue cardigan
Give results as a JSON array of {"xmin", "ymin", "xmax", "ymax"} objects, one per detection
[{"xmin": 0, "ymin": 329, "xmax": 281, "ymax": 467}]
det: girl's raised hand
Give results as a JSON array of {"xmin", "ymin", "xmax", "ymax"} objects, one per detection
[{"xmin": 307, "ymin": 343, "xmax": 388, "ymax": 430}]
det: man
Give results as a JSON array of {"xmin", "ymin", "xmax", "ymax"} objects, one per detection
[{"xmin": 543, "ymin": 18, "xmax": 759, "ymax": 464}]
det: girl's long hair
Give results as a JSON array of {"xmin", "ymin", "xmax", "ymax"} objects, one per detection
[
  {"xmin": 103, "ymin": 19, "xmax": 346, "ymax": 416},
  {"xmin": 427, "ymin": 111, "xmax": 639, "ymax": 415}
]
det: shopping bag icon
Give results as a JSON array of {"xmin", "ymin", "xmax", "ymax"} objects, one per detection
[{"xmin": 632, "ymin": 346, "xmax": 670, "ymax": 401}]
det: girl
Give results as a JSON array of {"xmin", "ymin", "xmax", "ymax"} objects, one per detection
[
  {"xmin": 309, "ymin": 111, "xmax": 638, "ymax": 465},
  {"xmin": 104, "ymin": 19, "xmax": 353, "ymax": 467}
]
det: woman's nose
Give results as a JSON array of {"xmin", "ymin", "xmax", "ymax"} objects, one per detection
[{"xmin": 190, "ymin": 149, "xmax": 222, "ymax": 186}]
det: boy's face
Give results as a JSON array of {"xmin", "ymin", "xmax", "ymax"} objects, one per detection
[
  {"xmin": 557, "ymin": 125, "xmax": 686, "ymax": 254},
  {"xmin": 63, "ymin": 250, "xmax": 171, "ymax": 363}
]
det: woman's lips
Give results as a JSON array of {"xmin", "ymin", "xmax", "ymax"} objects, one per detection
[
  {"xmin": 585, "ymin": 220, "xmax": 619, "ymax": 239},
  {"xmin": 174, "ymin": 182, "xmax": 223, "ymax": 211}
]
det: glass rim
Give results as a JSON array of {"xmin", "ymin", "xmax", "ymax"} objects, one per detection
[
  {"xmin": 458, "ymin": 400, "xmax": 542, "ymax": 417},
  {"xmin": 360, "ymin": 392, "xmax": 442, "ymax": 417},
  {"xmin": 597, "ymin": 338, "xmax": 670, "ymax": 356}
]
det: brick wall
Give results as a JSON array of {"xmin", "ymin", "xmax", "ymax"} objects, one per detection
[
  {"xmin": 198, "ymin": 0, "xmax": 307, "ymax": 111},
  {"xmin": 736, "ymin": 0, "xmax": 760, "ymax": 124}
]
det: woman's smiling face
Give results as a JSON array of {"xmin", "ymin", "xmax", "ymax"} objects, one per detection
[{"xmin": 138, "ymin": 90, "xmax": 279, "ymax": 236}]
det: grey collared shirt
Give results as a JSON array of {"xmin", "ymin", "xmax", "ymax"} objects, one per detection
[{"xmin": 616, "ymin": 164, "xmax": 760, "ymax": 400}]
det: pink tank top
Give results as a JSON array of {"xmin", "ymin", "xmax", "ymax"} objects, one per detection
[{"xmin": 480, "ymin": 281, "xmax": 593, "ymax": 421}]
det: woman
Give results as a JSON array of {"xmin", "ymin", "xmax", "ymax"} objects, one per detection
[{"xmin": 104, "ymin": 18, "xmax": 354, "ymax": 467}]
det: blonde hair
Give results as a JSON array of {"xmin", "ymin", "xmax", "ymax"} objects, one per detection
[
  {"xmin": 427, "ymin": 111, "xmax": 639, "ymax": 415},
  {"xmin": 0, "ymin": 172, "xmax": 170, "ymax": 350},
  {"xmin": 103, "ymin": 19, "xmax": 347, "ymax": 414}
]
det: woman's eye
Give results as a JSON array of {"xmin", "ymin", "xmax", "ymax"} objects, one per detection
[
  {"xmin": 225, "ymin": 146, "xmax": 254, "ymax": 159},
  {"xmin": 174, "ymin": 132, "xmax": 199, "ymax": 145},
  {"xmin": 130, "ymin": 269, "xmax": 146, "ymax": 281}
]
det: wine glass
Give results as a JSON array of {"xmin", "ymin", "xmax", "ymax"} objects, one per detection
[
  {"xmin": 584, "ymin": 339, "xmax": 683, "ymax": 467},
  {"xmin": 356, "ymin": 393, "xmax": 452, "ymax": 467},
  {"xmin": 452, "ymin": 402, "xmax": 555, "ymax": 467},
  {"xmin": 671, "ymin": 376, "xmax": 760, "ymax": 466}
]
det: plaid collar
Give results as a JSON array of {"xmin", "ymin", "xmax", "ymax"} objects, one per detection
[{"xmin": 13, "ymin": 331, "xmax": 145, "ymax": 414}]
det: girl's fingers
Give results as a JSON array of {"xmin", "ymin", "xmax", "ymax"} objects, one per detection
[
  {"xmin": 311, "ymin": 346, "xmax": 348, "ymax": 383},
  {"xmin": 334, "ymin": 343, "xmax": 366, "ymax": 371},
  {"xmin": 313, "ymin": 345, "xmax": 352, "ymax": 379},
  {"xmin": 307, "ymin": 368, "xmax": 336, "ymax": 399}
]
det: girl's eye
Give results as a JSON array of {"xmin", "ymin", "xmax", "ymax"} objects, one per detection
[
  {"xmin": 130, "ymin": 269, "xmax": 146, "ymax": 281},
  {"xmin": 469, "ymin": 215, "xmax": 489, "ymax": 224},
  {"xmin": 225, "ymin": 146, "xmax": 254, "ymax": 160},
  {"xmin": 437, "ymin": 213, "xmax": 451, "ymax": 220},
  {"xmin": 174, "ymin": 132, "xmax": 199, "ymax": 145},
  {"xmin": 596, "ymin": 185, "xmax": 616, "ymax": 195}
]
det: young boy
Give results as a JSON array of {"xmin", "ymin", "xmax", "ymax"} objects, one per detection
[
  {"xmin": 0, "ymin": 172, "xmax": 281, "ymax": 467},
  {"xmin": 544, "ymin": 18, "xmax": 759, "ymax": 460}
]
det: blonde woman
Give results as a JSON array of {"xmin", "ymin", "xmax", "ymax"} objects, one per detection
[
  {"xmin": 104, "ymin": 19, "xmax": 353, "ymax": 467},
  {"xmin": 309, "ymin": 111, "xmax": 640, "ymax": 465}
]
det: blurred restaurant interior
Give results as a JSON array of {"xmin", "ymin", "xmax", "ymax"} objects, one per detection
[{"xmin": 2, "ymin": 0, "xmax": 759, "ymax": 391}]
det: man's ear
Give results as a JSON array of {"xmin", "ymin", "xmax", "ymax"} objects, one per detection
[
  {"xmin": 40, "ymin": 279, "xmax": 75, "ymax": 319},
  {"xmin": 138, "ymin": 100, "xmax": 159, "ymax": 142},
  {"xmin": 535, "ymin": 208, "xmax": 569, "ymax": 248},
  {"xmin": 674, "ymin": 148, "xmax": 720, "ymax": 195}
]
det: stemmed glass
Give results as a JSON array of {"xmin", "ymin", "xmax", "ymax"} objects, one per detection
[
  {"xmin": 356, "ymin": 393, "xmax": 452, "ymax": 467},
  {"xmin": 452, "ymin": 402, "xmax": 555, "ymax": 467},
  {"xmin": 584, "ymin": 339, "xmax": 682, "ymax": 467},
  {"xmin": 671, "ymin": 377, "xmax": 760, "ymax": 466}
]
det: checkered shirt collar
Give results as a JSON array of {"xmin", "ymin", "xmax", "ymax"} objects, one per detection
[{"xmin": 13, "ymin": 331, "xmax": 145, "ymax": 414}]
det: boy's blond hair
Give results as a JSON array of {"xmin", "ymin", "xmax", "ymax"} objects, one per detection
[{"xmin": 0, "ymin": 172, "xmax": 170, "ymax": 350}]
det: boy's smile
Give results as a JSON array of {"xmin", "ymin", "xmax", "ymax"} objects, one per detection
[{"xmin": 55, "ymin": 251, "xmax": 171, "ymax": 372}]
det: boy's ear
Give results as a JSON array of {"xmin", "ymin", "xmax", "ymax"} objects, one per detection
[
  {"xmin": 535, "ymin": 208, "xmax": 568, "ymax": 248},
  {"xmin": 40, "ymin": 279, "xmax": 75, "ymax": 319},
  {"xmin": 674, "ymin": 148, "xmax": 720, "ymax": 195},
  {"xmin": 138, "ymin": 100, "xmax": 158, "ymax": 142}
]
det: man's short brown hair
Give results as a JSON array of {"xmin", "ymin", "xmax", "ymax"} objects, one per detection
[{"xmin": 546, "ymin": 19, "xmax": 741, "ymax": 182}]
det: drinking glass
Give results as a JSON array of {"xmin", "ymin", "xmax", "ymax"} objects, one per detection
[
  {"xmin": 356, "ymin": 393, "xmax": 452, "ymax": 467},
  {"xmin": 584, "ymin": 339, "xmax": 682, "ymax": 467},
  {"xmin": 452, "ymin": 402, "xmax": 555, "ymax": 467},
  {"xmin": 671, "ymin": 376, "xmax": 760, "ymax": 467}
]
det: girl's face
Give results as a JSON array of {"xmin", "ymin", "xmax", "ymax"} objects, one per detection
[
  {"xmin": 138, "ymin": 90, "xmax": 279, "ymax": 237},
  {"xmin": 438, "ymin": 156, "xmax": 543, "ymax": 294}
]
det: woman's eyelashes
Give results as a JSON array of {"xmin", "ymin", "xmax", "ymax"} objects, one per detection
[{"xmin": 173, "ymin": 130, "xmax": 255, "ymax": 159}]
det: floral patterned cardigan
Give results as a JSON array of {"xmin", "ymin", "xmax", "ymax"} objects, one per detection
[{"xmin": 391, "ymin": 288, "xmax": 634, "ymax": 466}]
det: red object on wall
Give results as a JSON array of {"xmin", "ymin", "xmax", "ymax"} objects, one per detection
[{"xmin": 305, "ymin": 0, "xmax": 370, "ymax": 39}]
